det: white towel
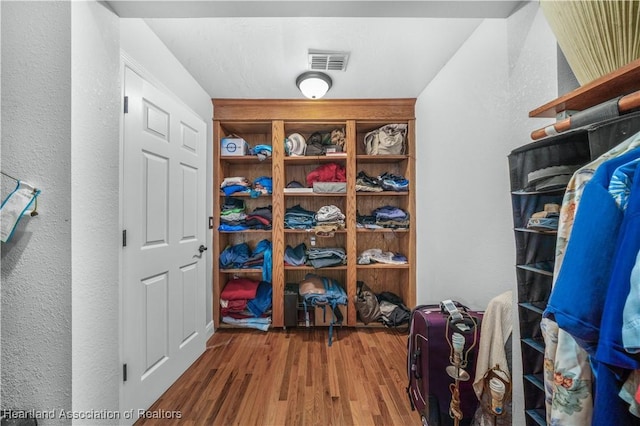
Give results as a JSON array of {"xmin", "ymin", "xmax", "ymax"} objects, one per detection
[
  {"xmin": 1, "ymin": 181, "xmax": 40, "ymax": 242},
  {"xmin": 473, "ymin": 290, "xmax": 513, "ymax": 398}
]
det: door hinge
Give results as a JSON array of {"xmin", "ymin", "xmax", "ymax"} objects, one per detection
[
  {"xmin": 209, "ymin": 216, "xmax": 214, "ymax": 229},
  {"xmin": 124, "ymin": 96, "xmax": 129, "ymax": 114},
  {"xmin": 122, "ymin": 230, "xmax": 127, "ymax": 247},
  {"xmin": 123, "ymin": 364, "xmax": 127, "ymax": 382}
]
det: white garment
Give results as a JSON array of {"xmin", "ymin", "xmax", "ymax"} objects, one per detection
[
  {"xmin": 471, "ymin": 290, "xmax": 513, "ymax": 426},
  {"xmin": 473, "ymin": 290, "xmax": 513, "ymax": 398}
]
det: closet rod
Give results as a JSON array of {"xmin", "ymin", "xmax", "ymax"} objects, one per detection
[{"xmin": 530, "ymin": 90, "xmax": 640, "ymax": 141}]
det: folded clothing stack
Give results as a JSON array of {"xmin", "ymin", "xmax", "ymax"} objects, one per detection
[
  {"xmin": 526, "ymin": 165, "xmax": 580, "ymax": 191},
  {"xmin": 355, "ymin": 171, "xmax": 383, "ymax": 192},
  {"xmin": 284, "ymin": 204, "xmax": 316, "ymax": 229},
  {"xmin": 378, "ymin": 172, "xmax": 409, "ymax": 192},
  {"xmin": 306, "ymin": 247, "xmax": 347, "ymax": 268},
  {"xmin": 314, "ymin": 205, "xmax": 345, "ymax": 235},
  {"xmin": 250, "ymin": 144, "xmax": 272, "ymax": 161},
  {"xmin": 357, "ymin": 248, "xmax": 408, "ymax": 265},
  {"xmin": 220, "ymin": 176, "xmax": 273, "ymax": 197},
  {"xmin": 221, "ymin": 278, "xmax": 273, "ymax": 331},
  {"xmin": 527, "ymin": 203, "xmax": 560, "ymax": 231},
  {"xmin": 220, "ymin": 176, "xmax": 251, "ymax": 196},
  {"xmin": 219, "ymin": 239, "xmax": 272, "ymax": 282},
  {"xmin": 355, "ymin": 171, "xmax": 409, "ymax": 192},
  {"xmin": 284, "ymin": 242, "xmax": 307, "ymax": 266},
  {"xmin": 306, "ymin": 162, "xmax": 346, "ymax": 187},
  {"xmin": 372, "ymin": 205, "xmax": 410, "ymax": 229},
  {"xmin": 220, "ymin": 277, "xmax": 273, "ymax": 318},
  {"xmin": 219, "ymin": 198, "xmax": 273, "ymax": 231}
]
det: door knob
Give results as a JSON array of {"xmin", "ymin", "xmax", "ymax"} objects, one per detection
[{"xmin": 198, "ymin": 245, "xmax": 208, "ymax": 254}]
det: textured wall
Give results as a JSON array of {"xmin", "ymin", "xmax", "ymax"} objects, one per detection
[
  {"xmin": 415, "ymin": 2, "xmax": 558, "ymax": 424},
  {"xmin": 415, "ymin": 18, "xmax": 512, "ymax": 310},
  {"xmin": 1, "ymin": 1, "xmax": 72, "ymax": 422},
  {"xmin": 71, "ymin": 1, "xmax": 121, "ymax": 421},
  {"xmin": 557, "ymin": 47, "xmax": 580, "ymax": 99}
]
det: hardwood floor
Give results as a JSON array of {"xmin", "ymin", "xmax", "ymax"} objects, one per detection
[{"xmin": 135, "ymin": 327, "xmax": 417, "ymax": 426}]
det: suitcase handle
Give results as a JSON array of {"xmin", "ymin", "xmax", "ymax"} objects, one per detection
[
  {"xmin": 439, "ymin": 300, "xmax": 469, "ymax": 315},
  {"xmin": 411, "ymin": 346, "xmax": 421, "ymax": 380},
  {"xmin": 449, "ymin": 316, "xmax": 478, "ymax": 334}
]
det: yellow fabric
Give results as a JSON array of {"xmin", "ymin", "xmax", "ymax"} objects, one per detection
[{"xmin": 540, "ymin": 0, "xmax": 640, "ymax": 85}]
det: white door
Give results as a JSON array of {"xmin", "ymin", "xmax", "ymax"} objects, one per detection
[{"xmin": 122, "ymin": 66, "xmax": 207, "ymax": 420}]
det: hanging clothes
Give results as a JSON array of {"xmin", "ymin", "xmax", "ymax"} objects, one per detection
[
  {"xmin": 546, "ymin": 148, "xmax": 640, "ymax": 354},
  {"xmin": 590, "ymin": 160, "xmax": 640, "ymax": 425},
  {"xmin": 542, "ymin": 130, "xmax": 640, "ymax": 426}
]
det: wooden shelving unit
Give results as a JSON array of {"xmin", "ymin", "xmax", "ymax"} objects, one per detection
[{"xmin": 212, "ymin": 99, "xmax": 416, "ymax": 328}]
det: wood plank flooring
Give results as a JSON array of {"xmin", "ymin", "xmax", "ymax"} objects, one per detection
[{"xmin": 135, "ymin": 327, "xmax": 417, "ymax": 426}]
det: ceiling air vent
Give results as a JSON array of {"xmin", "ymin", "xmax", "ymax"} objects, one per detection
[{"xmin": 308, "ymin": 50, "xmax": 349, "ymax": 72}]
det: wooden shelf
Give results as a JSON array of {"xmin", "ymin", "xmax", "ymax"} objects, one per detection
[
  {"xmin": 220, "ymin": 156, "xmax": 272, "ymax": 163},
  {"xmin": 356, "ymin": 264, "xmax": 410, "ymax": 269},
  {"xmin": 220, "ymin": 268, "xmax": 264, "ymax": 274},
  {"xmin": 356, "ymin": 228, "xmax": 409, "ymax": 233},
  {"xmin": 219, "ymin": 229, "xmax": 272, "ymax": 234},
  {"xmin": 212, "ymin": 98, "xmax": 416, "ymax": 121},
  {"xmin": 284, "ymin": 265, "xmax": 348, "ymax": 271},
  {"xmin": 283, "ymin": 192, "xmax": 346, "ymax": 197},
  {"xmin": 284, "ymin": 229, "xmax": 346, "ymax": 234},
  {"xmin": 219, "ymin": 192, "xmax": 272, "ymax": 198},
  {"xmin": 283, "ymin": 156, "xmax": 347, "ymax": 164},
  {"xmin": 356, "ymin": 154, "xmax": 408, "ymax": 163},
  {"xmin": 356, "ymin": 191, "xmax": 409, "ymax": 196},
  {"xmin": 529, "ymin": 58, "xmax": 640, "ymax": 118}
]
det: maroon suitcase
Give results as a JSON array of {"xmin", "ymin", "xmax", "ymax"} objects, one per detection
[{"xmin": 407, "ymin": 304, "xmax": 483, "ymax": 426}]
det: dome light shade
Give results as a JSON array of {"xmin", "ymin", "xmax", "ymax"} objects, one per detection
[{"xmin": 296, "ymin": 71, "xmax": 332, "ymax": 99}]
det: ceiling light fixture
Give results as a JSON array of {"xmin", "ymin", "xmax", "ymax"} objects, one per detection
[{"xmin": 296, "ymin": 71, "xmax": 332, "ymax": 100}]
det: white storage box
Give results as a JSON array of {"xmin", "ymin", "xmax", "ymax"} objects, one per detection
[{"xmin": 221, "ymin": 137, "xmax": 248, "ymax": 156}]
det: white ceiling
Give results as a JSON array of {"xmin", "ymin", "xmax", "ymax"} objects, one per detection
[{"xmin": 107, "ymin": 1, "xmax": 528, "ymax": 99}]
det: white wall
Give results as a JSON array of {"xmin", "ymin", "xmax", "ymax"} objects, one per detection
[
  {"xmin": 71, "ymin": 1, "xmax": 121, "ymax": 422},
  {"xmin": 415, "ymin": 2, "xmax": 558, "ymax": 424},
  {"xmin": 1, "ymin": 1, "xmax": 72, "ymax": 422},
  {"xmin": 415, "ymin": 18, "xmax": 513, "ymax": 309},
  {"xmin": 120, "ymin": 18, "xmax": 214, "ymax": 331}
]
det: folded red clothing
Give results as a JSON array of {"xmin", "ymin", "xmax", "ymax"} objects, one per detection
[
  {"xmin": 221, "ymin": 277, "xmax": 260, "ymax": 300},
  {"xmin": 220, "ymin": 299, "xmax": 248, "ymax": 311}
]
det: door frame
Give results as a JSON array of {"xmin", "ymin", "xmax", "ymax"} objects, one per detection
[{"xmin": 118, "ymin": 52, "xmax": 213, "ymax": 424}]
